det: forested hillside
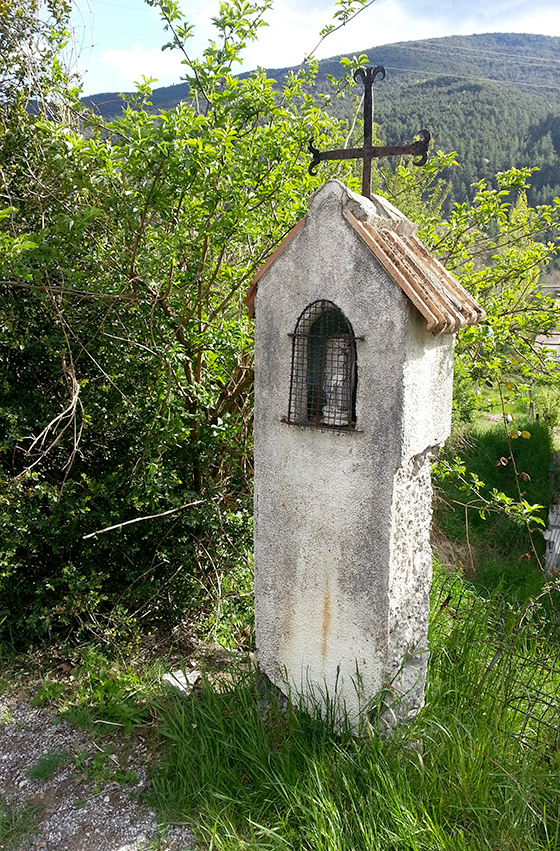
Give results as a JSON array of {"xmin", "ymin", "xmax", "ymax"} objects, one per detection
[
  {"xmin": 83, "ymin": 32, "xmax": 560, "ymax": 209},
  {"xmin": 273, "ymin": 33, "xmax": 560, "ymax": 209}
]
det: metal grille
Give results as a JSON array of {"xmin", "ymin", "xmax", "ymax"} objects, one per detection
[{"xmin": 287, "ymin": 300, "xmax": 356, "ymax": 430}]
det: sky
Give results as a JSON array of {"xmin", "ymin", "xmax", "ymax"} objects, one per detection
[{"xmin": 70, "ymin": 0, "xmax": 560, "ymax": 96}]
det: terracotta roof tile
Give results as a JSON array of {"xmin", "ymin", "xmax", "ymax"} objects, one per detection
[
  {"xmin": 245, "ymin": 187, "xmax": 485, "ymax": 335},
  {"xmin": 344, "ymin": 209, "xmax": 484, "ymax": 334}
]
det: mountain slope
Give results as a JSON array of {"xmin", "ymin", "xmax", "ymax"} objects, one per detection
[{"xmin": 82, "ymin": 33, "xmax": 560, "ymax": 208}]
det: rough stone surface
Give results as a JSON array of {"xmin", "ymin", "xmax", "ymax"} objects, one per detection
[
  {"xmin": 253, "ymin": 179, "xmax": 454, "ymax": 729},
  {"xmin": 345, "ymin": 191, "xmax": 418, "ymax": 237}
]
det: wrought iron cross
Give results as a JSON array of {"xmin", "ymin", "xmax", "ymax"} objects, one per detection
[{"xmin": 308, "ymin": 65, "xmax": 431, "ymax": 199}]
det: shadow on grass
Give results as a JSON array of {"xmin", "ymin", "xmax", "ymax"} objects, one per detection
[{"xmin": 434, "ymin": 418, "xmax": 554, "ymax": 601}]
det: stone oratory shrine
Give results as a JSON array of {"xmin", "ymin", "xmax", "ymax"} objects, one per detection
[{"xmin": 246, "ymin": 179, "xmax": 484, "ymax": 730}]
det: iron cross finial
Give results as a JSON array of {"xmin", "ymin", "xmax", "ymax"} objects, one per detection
[
  {"xmin": 354, "ymin": 65, "xmax": 385, "ymax": 198},
  {"xmin": 308, "ymin": 64, "xmax": 431, "ymax": 199}
]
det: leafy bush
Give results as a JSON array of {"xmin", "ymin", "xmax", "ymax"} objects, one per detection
[
  {"xmin": 0, "ymin": 0, "xmax": 351, "ymax": 647},
  {"xmin": 533, "ymin": 384, "xmax": 560, "ymax": 429}
]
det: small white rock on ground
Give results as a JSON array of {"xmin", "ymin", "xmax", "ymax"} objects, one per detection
[
  {"xmin": 161, "ymin": 670, "xmax": 201, "ymax": 696},
  {"xmin": 0, "ymin": 694, "xmax": 195, "ymax": 851}
]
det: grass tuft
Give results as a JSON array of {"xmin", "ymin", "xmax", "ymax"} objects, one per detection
[
  {"xmin": 434, "ymin": 418, "xmax": 554, "ymax": 597},
  {"xmin": 150, "ymin": 570, "xmax": 560, "ymax": 850},
  {"xmin": 26, "ymin": 749, "xmax": 68, "ymax": 782},
  {"xmin": 0, "ymin": 797, "xmax": 39, "ymax": 849}
]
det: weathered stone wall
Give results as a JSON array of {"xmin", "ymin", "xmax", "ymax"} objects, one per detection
[
  {"xmin": 383, "ymin": 306, "xmax": 454, "ymax": 726},
  {"xmin": 253, "ymin": 180, "xmax": 453, "ymax": 729},
  {"xmin": 384, "ymin": 455, "xmax": 435, "ymax": 726}
]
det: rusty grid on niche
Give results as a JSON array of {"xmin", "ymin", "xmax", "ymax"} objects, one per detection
[{"xmin": 286, "ymin": 299, "xmax": 358, "ymax": 430}]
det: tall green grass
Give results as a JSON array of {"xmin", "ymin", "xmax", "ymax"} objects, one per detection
[
  {"xmin": 150, "ymin": 569, "xmax": 560, "ymax": 850},
  {"xmin": 434, "ymin": 418, "xmax": 554, "ymax": 598}
]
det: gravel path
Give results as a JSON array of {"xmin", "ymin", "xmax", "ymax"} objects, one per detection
[{"xmin": 0, "ymin": 690, "xmax": 195, "ymax": 851}]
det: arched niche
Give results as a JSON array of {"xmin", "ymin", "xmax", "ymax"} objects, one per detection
[{"xmin": 287, "ymin": 299, "xmax": 357, "ymax": 429}]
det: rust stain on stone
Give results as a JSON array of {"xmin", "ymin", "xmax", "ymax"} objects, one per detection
[{"xmin": 321, "ymin": 584, "xmax": 331, "ymax": 660}]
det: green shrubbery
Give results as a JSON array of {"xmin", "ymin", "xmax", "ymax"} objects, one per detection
[
  {"xmin": 0, "ymin": 0, "xmax": 350, "ymax": 648},
  {"xmin": 533, "ymin": 384, "xmax": 560, "ymax": 430},
  {"xmin": 2, "ymin": 0, "xmax": 560, "ymax": 650}
]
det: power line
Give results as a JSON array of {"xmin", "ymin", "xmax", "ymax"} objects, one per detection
[
  {"xmin": 383, "ymin": 64, "xmax": 560, "ymax": 94},
  {"xmin": 93, "ymin": 25, "xmax": 166, "ymax": 40},
  {"xmin": 82, "ymin": 0, "xmax": 148, "ymax": 10},
  {"xmin": 384, "ymin": 38, "xmax": 560, "ymax": 69}
]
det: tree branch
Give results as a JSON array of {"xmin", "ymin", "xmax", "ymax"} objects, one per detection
[{"xmin": 83, "ymin": 499, "xmax": 205, "ymax": 539}]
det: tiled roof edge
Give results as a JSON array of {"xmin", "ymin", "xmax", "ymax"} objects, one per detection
[{"xmin": 344, "ymin": 208, "xmax": 485, "ymax": 335}]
